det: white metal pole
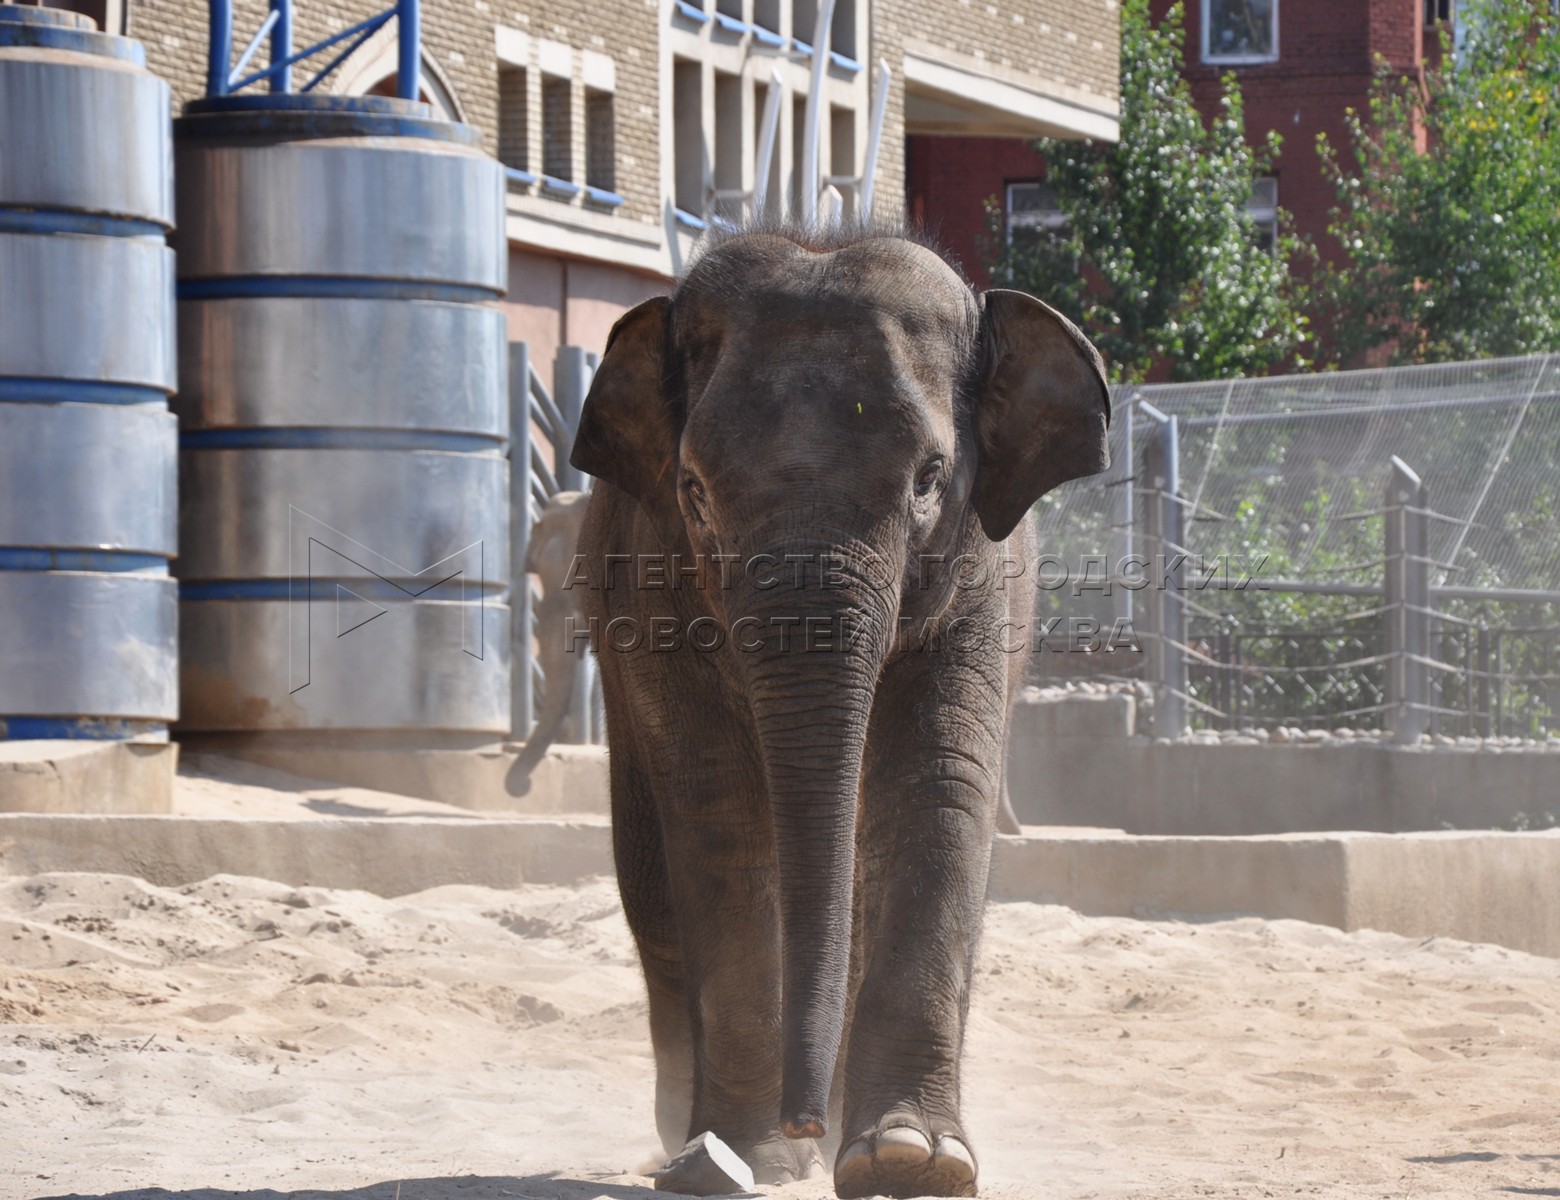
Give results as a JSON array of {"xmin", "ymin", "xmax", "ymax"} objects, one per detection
[
  {"xmin": 800, "ymin": 0, "xmax": 837, "ymax": 227},
  {"xmin": 858, "ymin": 57, "xmax": 890, "ymax": 218},
  {"xmin": 753, "ymin": 68, "xmax": 784, "ymax": 223},
  {"xmin": 819, "ymin": 183, "xmax": 843, "ymax": 227}
]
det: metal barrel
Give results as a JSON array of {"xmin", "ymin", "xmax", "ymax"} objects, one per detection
[
  {"xmin": 172, "ymin": 94, "xmax": 510, "ymax": 738},
  {"xmin": 0, "ymin": 7, "xmax": 177, "ymax": 741}
]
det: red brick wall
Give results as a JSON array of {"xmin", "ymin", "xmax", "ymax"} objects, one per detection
[
  {"xmin": 905, "ymin": 135, "xmax": 1046, "ymax": 287},
  {"xmin": 1154, "ymin": 0, "xmax": 1425, "ymax": 263},
  {"xmin": 915, "ymin": 2, "xmax": 1433, "ymax": 281}
]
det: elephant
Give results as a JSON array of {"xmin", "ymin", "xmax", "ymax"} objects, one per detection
[
  {"xmin": 509, "ymin": 490, "xmax": 594, "ymax": 793},
  {"xmin": 568, "ymin": 225, "xmax": 1110, "ymax": 1198}
]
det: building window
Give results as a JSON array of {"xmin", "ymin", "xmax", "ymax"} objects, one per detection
[
  {"xmin": 753, "ymin": 0, "xmax": 780, "ymax": 38},
  {"xmin": 1006, "ymin": 182, "xmax": 1068, "ymax": 248},
  {"xmin": 498, "ymin": 66, "xmax": 529, "ymax": 174},
  {"xmin": 794, "ymin": 0, "xmax": 818, "ymax": 47},
  {"xmin": 586, "ymin": 88, "xmax": 615, "ymax": 193},
  {"xmin": 673, "ymin": 59, "xmax": 706, "ymax": 217},
  {"xmin": 1202, "ymin": 0, "xmax": 1278, "ymax": 64},
  {"xmin": 541, "ymin": 76, "xmax": 572, "ymax": 181},
  {"xmin": 1247, "ymin": 176, "xmax": 1278, "ymax": 251},
  {"xmin": 829, "ymin": 105, "xmax": 855, "ymax": 218},
  {"xmin": 1424, "ymin": 0, "xmax": 1451, "ymax": 23},
  {"xmin": 789, "ymin": 94, "xmax": 808, "ymax": 214},
  {"xmin": 831, "ymin": 0, "xmax": 856, "ymax": 60},
  {"xmin": 712, "ymin": 71, "xmax": 743, "ymax": 223}
]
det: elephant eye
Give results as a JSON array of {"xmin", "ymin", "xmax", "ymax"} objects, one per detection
[
  {"xmin": 914, "ymin": 459, "xmax": 944, "ymax": 498},
  {"xmin": 683, "ymin": 475, "xmax": 709, "ymax": 519}
]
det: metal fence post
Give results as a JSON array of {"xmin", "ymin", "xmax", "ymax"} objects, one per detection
[
  {"xmin": 509, "ymin": 341, "xmax": 535, "ymax": 741},
  {"xmin": 554, "ymin": 345, "xmax": 596, "ymax": 743},
  {"xmin": 1385, "ymin": 456, "xmax": 1430, "ymax": 744},
  {"xmin": 1141, "ymin": 403, "xmax": 1187, "ymax": 737},
  {"xmin": 1112, "ymin": 394, "xmax": 1135, "ymax": 632},
  {"xmin": 554, "ymin": 346, "xmax": 591, "ymax": 493}
]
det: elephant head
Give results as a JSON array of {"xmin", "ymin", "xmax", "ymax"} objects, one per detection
[{"xmin": 570, "ymin": 229, "xmax": 1109, "ymax": 1142}]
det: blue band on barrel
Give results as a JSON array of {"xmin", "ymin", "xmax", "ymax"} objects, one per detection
[
  {"xmin": 0, "ymin": 548, "xmax": 168, "ymax": 573},
  {"xmin": 0, "ymin": 717, "xmax": 169, "ymax": 741},
  {"xmin": 177, "ymin": 276, "xmax": 502, "ymax": 303},
  {"xmin": 178, "ymin": 427, "xmax": 503, "ymax": 452},
  {"xmin": 0, "ymin": 209, "xmax": 168, "ymax": 239},
  {"xmin": 0, "ymin": 380, "xmax": 169, "ymax": 406},
  {"xmin": 179, "ymin": 577, "xmax": 509, "ymax": 602}
]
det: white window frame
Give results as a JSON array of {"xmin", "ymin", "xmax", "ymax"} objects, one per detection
[
  {"xmin": 1201, "ymin": 0, "xmax": 1279, "ymax": 66},
  {"xmin": 1005, "ymin": 181, "xmax": 1068, "ymax": 246},
  {"xmin": 1247, "ymin": 175, "xmax": 1278, "ymax": 252}
]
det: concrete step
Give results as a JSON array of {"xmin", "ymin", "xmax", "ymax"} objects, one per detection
[
  {"xmin": 2, "ymin": 807, "xmax": 1557, "ymax": 958},
  {"xmin": 0, "ymin": 740, "xmax": 176, "ymax": 814}
]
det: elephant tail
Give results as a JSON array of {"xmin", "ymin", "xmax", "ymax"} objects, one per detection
[{"xmin": 507, "ymin": 668, "xmax": 577, "ymax": 796}]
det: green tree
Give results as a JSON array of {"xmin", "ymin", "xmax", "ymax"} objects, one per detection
[
  {"xmin": 983, "ymin": 0, "xmax": 1311, "ymax": 384},
  {"xmin": 1318, "ymin": 2, "xmax": 1560, "ymax": 363}
]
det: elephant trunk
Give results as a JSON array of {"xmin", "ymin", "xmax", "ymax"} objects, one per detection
[{"xmin": 735, "ymin": 546, "xmax": 893, "ymax": 1141}]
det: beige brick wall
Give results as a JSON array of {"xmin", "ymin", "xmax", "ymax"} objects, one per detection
[
  {"xmin": 123, "ymin": 0, "xmax": 1118, "ymax": 246},
  {"xmin": 870, "ymin": 0, "xmax": 1120, "ymax": 216},
  {"xmin": 127, "ymin": 0, "xmax": 663, "ymax": 225}
]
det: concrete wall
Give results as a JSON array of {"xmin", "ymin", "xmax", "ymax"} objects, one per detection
[
  {"xmin": 7, "ymin": 811, "xmax": 1557, "ymax": 957},
  {"xmin": 1007, "ymin": 695, "xmax": 1560, "ymax": 835},
  {"xmin": 990, "ymin": 828, "xmax": 1560, "ymax": 959},
  {"xmin": 502, "ymin": 246, "xmax": 665, "ymax": 393}
]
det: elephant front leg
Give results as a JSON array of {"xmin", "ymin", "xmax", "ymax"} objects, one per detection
[
  {"xmin": 653, "ymin": 807, "xmax": 827, "ymax": 1193},
  {"xmin": 837, "ymin": 668, "xmax": 1003, "ymax": 1198}
]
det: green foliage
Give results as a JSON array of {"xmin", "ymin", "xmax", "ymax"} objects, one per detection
[
  {"xmin": 983, "ymin": 0, "xmax": 1312, "ymax": 384},
  {"xmin": 1318, "ymin": 1, "xmax": 1560, "ymax": 363}
]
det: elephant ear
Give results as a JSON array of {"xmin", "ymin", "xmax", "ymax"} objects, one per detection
[
  {"xmin": 569, "ymin": 297, "xmax": 684, "ymax": 543},
  {"xmin": 970, "ymin": 288, "xmax": 1112, "ymax": 542}
]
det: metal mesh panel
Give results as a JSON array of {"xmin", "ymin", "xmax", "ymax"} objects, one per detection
[
  {"xmin": 1139, "ymin": 354, "xmax": 1560, "ymax": 592},
  {"xmin": 1029, "ymin": 353, "xmax": 1560, "ymax": 737}
]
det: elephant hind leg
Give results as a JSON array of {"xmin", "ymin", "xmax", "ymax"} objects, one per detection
[{"xmin": 609, "ymin": 745, "xmax": 693, "ymax": 1157}]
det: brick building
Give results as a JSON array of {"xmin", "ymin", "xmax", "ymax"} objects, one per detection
[
  {"xmin": 97, "ymin": 0, "xmax": 1117, "ymax": 378},
  {"xmin": 922, "ymin": 0, "xmax": 1446, "ymax": 287}
]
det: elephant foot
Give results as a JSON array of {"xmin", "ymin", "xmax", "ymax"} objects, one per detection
[
  {"xmin": 652, "ymin": 1128, "xmax": 824, "ymax": 1195},
  {"xmin": 748, "ymin": 1130, "xmax": 827, "ymax": 1186},
  {"xmin": 834, "ymin": 1122, "xmax": 977, "ymax": 1199}
]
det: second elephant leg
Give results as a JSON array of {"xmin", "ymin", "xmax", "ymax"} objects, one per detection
[{"xmin": 837, "ymin": 668, "xmax": 1002, "ymax": 1198}]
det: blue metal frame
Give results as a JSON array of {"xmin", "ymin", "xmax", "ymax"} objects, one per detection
[{"xmin": 206, "ymin": 0, "xmax": 421, "ymax": 99}]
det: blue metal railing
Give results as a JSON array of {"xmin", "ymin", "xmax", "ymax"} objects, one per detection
[{"xmin": 206, "ymin": 0, "xmax": 421, "ymax": 99}]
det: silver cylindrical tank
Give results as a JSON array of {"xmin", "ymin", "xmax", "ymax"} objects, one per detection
[
  {"xmin": 0, "ymin": 6, "xmax": 177, "ymax": 741},
  {"xmin": 172, "ymin": 95, "xmax": 510, "ymax": 738}
]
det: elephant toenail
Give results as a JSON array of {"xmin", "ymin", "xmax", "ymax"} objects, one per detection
[
  {"xmin": 875, "ymin": 1126, "xmax": 934, "ymax": 1165},
  {"xmin": 839, "ymin": 1138, "xmax": 872, "ymax": 1165}
]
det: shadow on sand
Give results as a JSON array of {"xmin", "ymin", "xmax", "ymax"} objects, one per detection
[{"xmin": 33, "ymin": 1172, "xmax": 717, "ymax": 1200}]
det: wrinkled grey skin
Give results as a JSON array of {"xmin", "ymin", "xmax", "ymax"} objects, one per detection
[
  {"xmin": 568, "ymin": 229, "xmax": 1109, "ymax": 1199},
  {"xmin": 510, "ymin": 491, "xmax": 592, "ymax": 792}
]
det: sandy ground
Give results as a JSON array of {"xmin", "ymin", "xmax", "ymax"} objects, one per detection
[
  {"xmin": 171, "ymin": 755, "xmax": 508, "ymax": 822},
  {"xmin": 2, "ymin": 870, "xmax": 1558, "ymax": 1200}
]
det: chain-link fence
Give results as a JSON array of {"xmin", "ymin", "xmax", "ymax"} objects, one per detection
[{"xmin": 1032, "ymin": 353, "xmax": 1560, "ymax": 740}]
